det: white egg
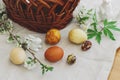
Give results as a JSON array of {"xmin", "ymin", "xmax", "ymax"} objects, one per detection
[
  {"xmin": 10, "ymin": 47, "xmax": 26, "ymax": 65},
  {"xmin": 68, "ymin": 28, "xmax": 87, "ymax": 44}
]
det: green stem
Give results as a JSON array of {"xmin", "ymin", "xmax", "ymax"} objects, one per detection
[
  {"xmin": 26, "ymin": 48, "xmax": 53, "ymax": 74},
  {"xmin": 7, "ymin": 30, "xmax": 21, "ymax": 45},
  {"xmin": 7, "ymin": 30, "xmax": 53, "ymax": 74},
  {"xmin": 1, "ymin": 14, "xmax": 53, "ymax": 74},
  {"xmin": 26, "ymin": 48, "xmax": 43, "ymax": 65},
  {"xmin": 100, "ymin": 28, "xmax": 104, "ymax": 32}
]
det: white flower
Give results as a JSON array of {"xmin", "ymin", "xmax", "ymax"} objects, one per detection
[{"xmin": 24, "ymin": 35, "xmax": 42, "ymax": 52}]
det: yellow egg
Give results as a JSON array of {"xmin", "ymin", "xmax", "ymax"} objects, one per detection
[
  {"xmin": 68, "ymin": 28, "xmax": 87, "ymax": 44},
  {"xmin": 45, "ymin": 28, "xmax": 61, "ymax": 45},
  {"xmin": 10, "ymin": 47, "xmax": 26, "ymax": 65}
]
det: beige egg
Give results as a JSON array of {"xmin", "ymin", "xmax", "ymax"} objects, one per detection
[
  {"xmin": 68, "ymin": 28, "xmax": 87, "ymax": 44},
  {"xmin": 10, "ymin": 47, "xmax": 26, "ymax": 65}
]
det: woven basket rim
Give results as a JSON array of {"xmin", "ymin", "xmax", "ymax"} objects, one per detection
[{"xmin": 3, "ymin": 0, "xmax": 80, "ymax": 33}]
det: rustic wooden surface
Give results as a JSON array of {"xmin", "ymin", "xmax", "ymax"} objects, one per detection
[{"xmin": 108, "ymin": 47, "xmax": 120, "ymax": 80}]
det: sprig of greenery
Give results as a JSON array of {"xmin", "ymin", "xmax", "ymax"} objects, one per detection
[
  {"xmin": 87, "ymin": 12, "xmax": 120, "ymax": 44},
  {"xmin": 8, "ymin": 26, "xmax": 53, "ymax": 75},
  {"xmin": 0, "ymin": 7, "xmax": 53, "ymax": 75},
  {"xmin": 76, "ymin": 6, "xmax": 93, "ymax": 25},
  {"xmin": 76, "ymin": 6, "xmax": 120, "ymax": 44},
  {"xmin": 26, "ymin": 48, "xmax": 53, "ymax": 75},
  {"xmin": 0, "ymin": 11, "xmax": 13, "ymax": 33},
  {"xmin": 26, "ymin": 57, "xmax": 37, "ymax": 65}
]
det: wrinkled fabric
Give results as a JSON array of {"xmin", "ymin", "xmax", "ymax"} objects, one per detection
[{"xmin": 0, "ymin": 0, "xmax": 120, "ymax": 80}]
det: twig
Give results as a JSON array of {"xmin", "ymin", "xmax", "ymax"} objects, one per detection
[
  {"xmin": 0, "ymin": 8, "xmax": 53, "ymax": 74},
  {"xmin": 7, "ymin": 28, "xmax": 53, "ymax": 75}
]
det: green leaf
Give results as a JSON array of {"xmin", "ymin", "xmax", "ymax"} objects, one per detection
[
  {"xmin": 28, "ymin": 57, "xmax": 32, "ymax": 60},
  {"xmin": 42, "ymin": 67, "xmax": 45, "ymax": 75},
  {"xmin": 15, "ymin": 35, "xmax": 21, "ymax": 39},
  {"xmin": 91, "ymin": 12, "xmax": 98, "ymax": 32},
  {"xmin": 76, "ymin": 7, "xmax": 93, "ymax": 25},
  {"xmin": 0, "ymin": 11, "xmax": 6, "ymax": 19},
  {"xmin": 7, "ymin": 35, "xmax": 14, "ymax": 42},
  {"xmin": 103, "ymin": 28, "xmax": 108, "ymax": 36},
  {"xmin": 91, "ymin": 22, "xmax": 98, "ymax": 32},
  {"xmin": 87, "ymin": 9, "xmax": 93, "ymax": 15},
  {"xmin": 76, "ymin": 14, "xmax": 89, "ymax": 24},
  {"xmin": 104, "ymin": 19, "xmax": 117, "ymax": 28},
  {"xmin": 76, "ymin": 14, "xmax": 81, "ymax": 21},
  {"xmin": 41, "ymin": 64, "xmax": 54, "ymax": 75},
  {"xmin": 76, "ymin": 14, "xmax": 83, "ymax": 24},
  {"xmin": 87, "ymin": 29, "xmax": 97, "ymax": 39},
  {"xmin": 104, "ymin": 19, "xmax": 108, "ymax": 26},
  {"xmin": 26, "ymin": 61, "xmax": 31, "ymax": 64},
  {"xmin": 103, "ymin": 19, "xmax": 118, "ymax": 41},
  {"xmin": 0, "ymin": 26, "xmax": 5, "ymax": 33},
  {"xmin": 93, "ymin": 12, "xmax": 97, "ymax": 23},
  {"xmin": 95, "ymin": 32, "xmax": 102, "ymax": 44},
  {"xmin": 47, "ymin": 67, "xmax": 54, "ymax": 72},
  {"xmin": 87, "ymin": 29, "xmax": 95, "ymax": 33},
  {"xmin": 107, "ymin": 25, "xmax": 117, "ymax": 28},
  {"xmin": 108, "ymin": 21, "xmax": 117, "ymax": 25},
  {"xmin": 88, "ymin": 33, "xmax": 96, "ymax": 39},
  {"xmin": 81, "ymin": 16, "xmax": 89, "ymax": 21},
  {"xmin": 91, "ymin": 23, "xmax": 97, "ymax": 27},
  {"xmin": 106, "ymin": 29, "xmax": 116, "ymax": 40},
  {"xmin": 107, "ymin": 26, "xmax": 120, "ymax": 31}
]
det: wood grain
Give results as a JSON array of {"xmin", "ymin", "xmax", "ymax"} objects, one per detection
[{"xmin": 108, "ymin": 47, "xmax": 120, "ymax": 80}]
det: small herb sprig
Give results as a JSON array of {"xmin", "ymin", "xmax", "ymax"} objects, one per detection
[
  {"xmin": 76, "ymin": 6, "xmax": 120, "ymax": 44},
  {"xmin": 76, "ymin": 6, "xmax": 93, "ymax": 25},
  {"xmin": 0, "ymin": 8, "xmax": 53, "ymax": 75},
  {"xmin": 87, "ymin": 12, "xmax": 120, "ymax": 44}
]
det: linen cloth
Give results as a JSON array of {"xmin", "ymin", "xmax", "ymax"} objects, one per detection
[{"xmin": 0, "ymin": 0, "xmax": 120, "ymax": 80}]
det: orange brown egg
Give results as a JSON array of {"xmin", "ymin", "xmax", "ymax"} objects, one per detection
[{"xmin": 44, "ymin": 46, "xmax": 64, "ymax": 62}]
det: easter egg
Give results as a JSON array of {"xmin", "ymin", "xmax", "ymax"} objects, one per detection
[
  {"xmin": 68, "ymin": 28, "xmax": 87, "ymax": 44},
  {"xmin": 45, "ymin": 28, "xmax": 61, "ymax": 45},
  {"xmin": 44, "ymin": 46, "xmax": 64, "ymax": 62},
  {"xmin": 10, "ymin": 47, "xmax": 26, "ymax": 65}
]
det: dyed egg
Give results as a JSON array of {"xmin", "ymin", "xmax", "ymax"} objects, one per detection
[
  {"xmin": 10, "ymin": 47, "xmax": 26, "ymax": 65},
  {"xmin": 68, "ymin": 28, "xmax": 87, "ymax": 44},
  {"xmin": 45, "ymin": 28, "xmax": 61, "ymax": 45},
  {"xmin": 44, "ymin": 46, "xmax": 64, "ymax": 62}
]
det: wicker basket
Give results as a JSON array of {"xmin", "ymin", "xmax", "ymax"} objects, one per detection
[{"xmin": 3, "ymin": 0, "xmax": 80, "ymax": 33}]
